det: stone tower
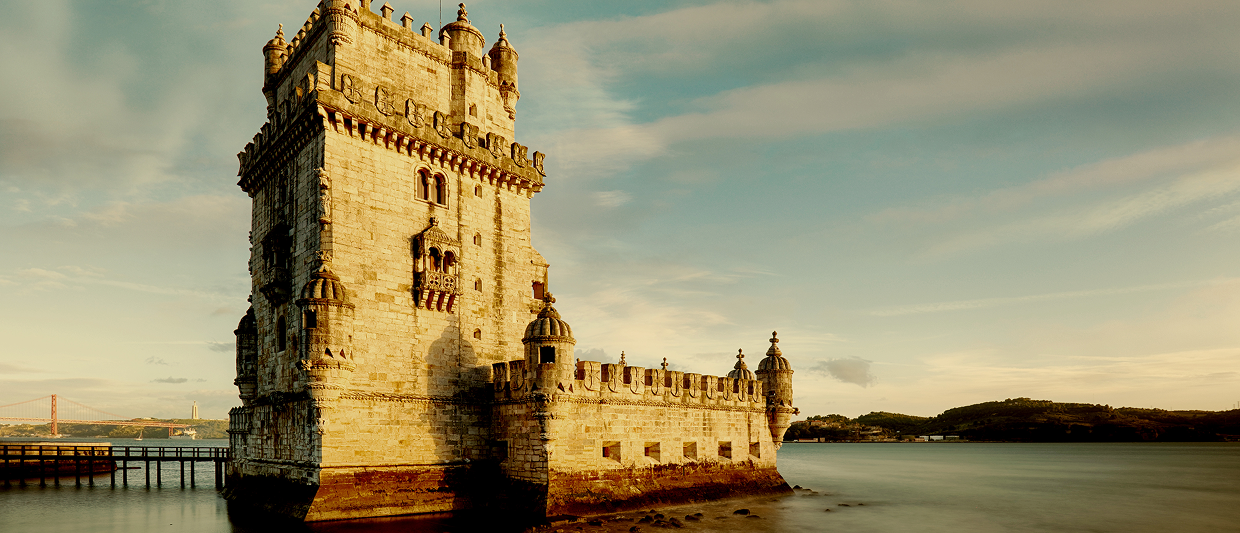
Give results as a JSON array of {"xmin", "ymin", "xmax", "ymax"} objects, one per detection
[
  {"xmin": 226, "ymin": 0, "xmax": 548, "ymax": 521},
  {"xmin": 226, "ymin": 0, "xmax": 795, "ymax": 523}
]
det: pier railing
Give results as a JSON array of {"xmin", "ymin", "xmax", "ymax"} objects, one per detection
[{"xmin": 0, "ymin": 444, "xmax": 229, "ymax": 489}]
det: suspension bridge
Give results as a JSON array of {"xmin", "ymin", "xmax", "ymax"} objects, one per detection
[{"xmin": 0, "ymin": 395, "xmax": 189, "ymax": 437}]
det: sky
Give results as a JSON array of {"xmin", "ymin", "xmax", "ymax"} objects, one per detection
[{"xmin": 3, "ymin": 0, "xmax": 1240, "ymax": 421}]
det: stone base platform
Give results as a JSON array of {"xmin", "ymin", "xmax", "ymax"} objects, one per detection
[
  {"xmin": 226, "ymin": 461, "xmax": 789, "ymax": 523},
  {"xmin": 547, "ymin": 461, "xmax": 792, "ymax": 517}
]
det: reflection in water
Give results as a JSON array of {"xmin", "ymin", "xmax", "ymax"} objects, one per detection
[{"xmin": 3, "ymin": 440, "xmax": 1239, "ymax": 533}]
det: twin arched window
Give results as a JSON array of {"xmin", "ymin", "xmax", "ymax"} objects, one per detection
[
  {"xmin": 416, "ymin": 169, "xmax": 448, "ymax": 207},
  {"xmin": 428, "ymin": 247, "xmax": 456, "ymax": 273}
]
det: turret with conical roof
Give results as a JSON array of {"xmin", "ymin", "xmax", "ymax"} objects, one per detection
[{"xmin": 755, "ymin": 331, "xmax": 796, "ymax": 447}]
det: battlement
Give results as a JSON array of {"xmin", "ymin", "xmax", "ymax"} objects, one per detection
[
  {"xmin": 492, "ymin": 359, "xmax": 767, "ymax": 410},
  {"xmin": 239, "ymin": 1, "xmax": 542, "ymax": 197}
]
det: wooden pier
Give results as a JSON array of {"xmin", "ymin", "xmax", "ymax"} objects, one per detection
[{"xmin": 0, "ymin": 444, "xmax": 229, "ymax": 489}]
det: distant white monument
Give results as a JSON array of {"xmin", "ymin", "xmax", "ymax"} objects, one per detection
[{"xmin": 191, "ymin": 401, "xmax": 199, "ymax": 420}]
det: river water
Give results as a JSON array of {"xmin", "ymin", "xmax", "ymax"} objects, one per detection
[{"xmin": 2, "ymin": 439, "xmax": 1238, "ymax": 532}]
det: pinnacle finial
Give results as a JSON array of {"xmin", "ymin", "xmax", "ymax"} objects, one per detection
[
  {"xmin": 737, "ymin": 348, "xmax": 745, "ymax": 360},
  {"xmin": 499, "ymin": 23, "xmax": 506, "ymax": 38},
  {"xmin": 277, "ymin": 24, "xmax": 284, "ymax": 37},
  {"xmin": 770, "ymin": 331, "xmax": 779, "ymax": 344},
  {"xmin": 619, "ymin": 351, "xmax": 626, "ymax": 365},
  {"xmin": 457, "ymin": 3, "xmax": 468, "ymax": 21},
  {"xmin": 661, "ymin": 357, "xmax": 668, "ymax": 370},
  {"xmin": 542, "ymin": 291, "xmax": 556, "ymax": 305},
  {"xmin": 430, "ymin": 216, "xmax": 439, "ymax": 226}
]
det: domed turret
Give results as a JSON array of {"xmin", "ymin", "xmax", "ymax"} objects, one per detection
[
  {"xmin": 523, "ymin": 302, "xmax": 573, "ymax": 342},
  {"xmin": 302, "ymin": 267, "xmax": 349, "ymax": 302},
  {"xmin": 234, "ymin": 307, "xmax": 258, "ymax": 402},
  {"xmin": 263, "ymin": 25, "xmax": 288, "ymax": 79},
  {"xmin": 727, "ymin": 349, "xmax": 755, "ymax": 380},
  {"xmin": 755, "ymin": 331, "xmax": 796, "ymax": 447},
  {"xmin": 487, "ymin": 24, "xmax": 521, "ymax": 118},
  {"xmin": 440, "ymin": 3, "xmax": 485, "ymax": 56},
  {"xmin": 488, "ymin": 24, "xmax": 518, "ymax": 89},
  {"xmin": 523, "ymin": 293, "xmax": 576, "ymax": 392},
  {"xmin": 296, "ymin": 265, "xmax": 357, "ymax": 409}
]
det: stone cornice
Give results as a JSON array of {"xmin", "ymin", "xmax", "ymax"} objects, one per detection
[{"xmin": 237, "ymin": 89, "xmax": 545, "ymax": 197}]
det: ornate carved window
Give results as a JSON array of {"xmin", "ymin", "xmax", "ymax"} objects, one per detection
[{"xmin": 413, "ymin": 218, "xmax": 461, "ymax": 312}]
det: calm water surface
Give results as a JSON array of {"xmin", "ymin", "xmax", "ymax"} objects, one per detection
[{"xmin": 2, "ymin": 439, "xmax": 1238, "ymax": 532}]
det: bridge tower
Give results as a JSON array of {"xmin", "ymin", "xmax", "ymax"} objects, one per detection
[{"xmin": 225, "ymin": 0, "xmax": 548, "ymax": 521}]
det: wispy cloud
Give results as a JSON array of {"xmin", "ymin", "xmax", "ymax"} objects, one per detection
[
  {"xmin": 809, "ymin": 357, "xmax": 877, "ymax": 388},
  {"xmin": 594, "ymin": 190, "xmax": 631, "ymax": 207},
  {"xmin": 152, "ymin": 377, "xmax": 188, "ymax": 384},
  {"xmin": 205, "ymin": 342, "xmax": 232, "ymax": 353},
  {"xmin": 922, "ymin": 164, "xmax": 1240, "ymax": 256},
  {"xmin": 6, "ymin": 266, "xmax": 238, "ymax": 303},
  {"xmin": 872, "ymin": 278, "xmax": 1235, "ymax": 316}
]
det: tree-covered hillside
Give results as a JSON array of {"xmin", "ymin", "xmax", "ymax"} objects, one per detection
[{"xmin": 787, "ymin": 398, "xmax": 1240, "ymax": 442}]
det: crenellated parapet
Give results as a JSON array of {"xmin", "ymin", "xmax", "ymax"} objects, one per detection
[
  {"xmin": 239, "ymin": 1, "xmax": 545, "ymax": 200},
  {"xmin": 492, "ymin": 357, "xmax": 767, "ymax": 412}
]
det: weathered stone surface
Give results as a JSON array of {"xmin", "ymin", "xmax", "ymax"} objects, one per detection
[{"xmin": 226, "ymin": 1, "xmax": 796, "ymax": 523}]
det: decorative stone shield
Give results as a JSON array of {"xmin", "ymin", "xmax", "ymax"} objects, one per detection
[
  {"xmin": 340, "ymin": 74, "xmax": 361, "ymax": 103},
  {"xmin": 374, "ymin": 85, "xmax": 395, "ymax": 116}
]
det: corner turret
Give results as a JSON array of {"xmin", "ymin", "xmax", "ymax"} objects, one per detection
[
  {"xmin": 234, "ymin": 307, "xmax": 258, "ymax": 402},
  {"xmin": 296, "ymin": 265, "xmax": 357, "ymax": 409},
  {"xmin": 263, "ymin": 25, "xmax": 288, "ymax": 79},
  {"xmin": 755, "ymin": 331, "xmax": 796, "ymax": 447},
  {"xmin": 440, "ymin": 3, "xmax": 485, "ymax": 56},
  {"xmin": 488, "ymin": 24, "xmax": 520, "ymax": 117},
  {"xmin": 522, "ymin": 293, "xmax": 576, "ymax": 392}
]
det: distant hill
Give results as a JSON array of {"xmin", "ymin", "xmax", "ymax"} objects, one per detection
[{"xmin": 788, "ymin": 398, "xmax": 1240, "ymax": 442}]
